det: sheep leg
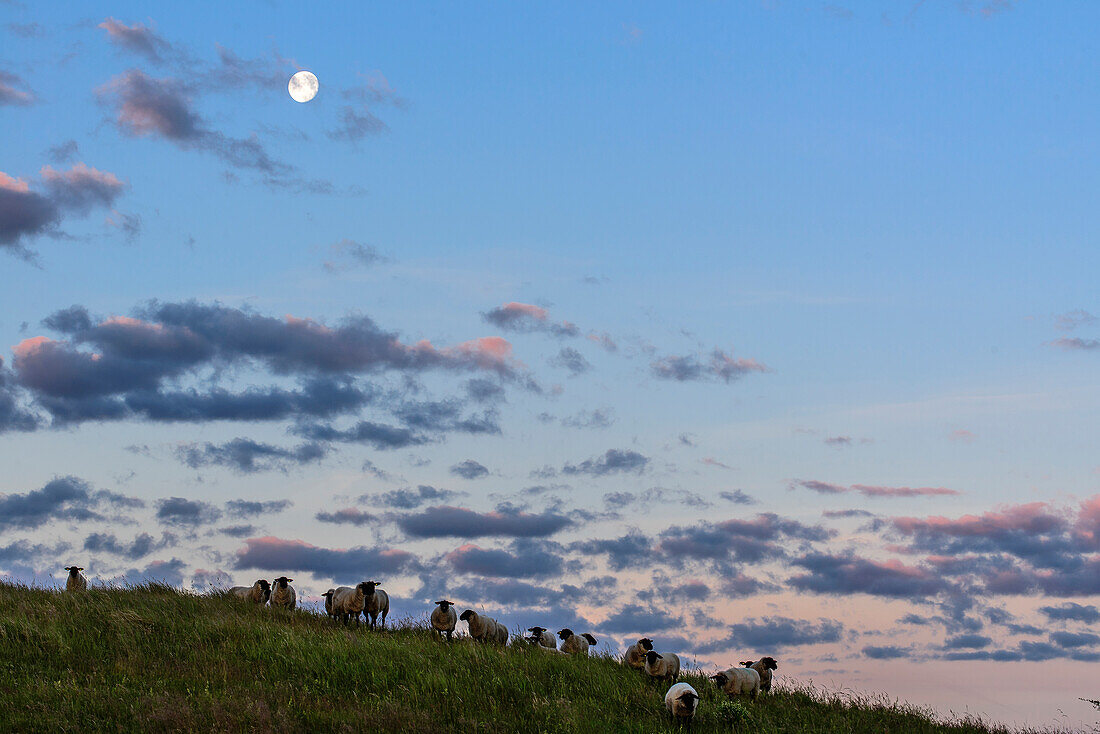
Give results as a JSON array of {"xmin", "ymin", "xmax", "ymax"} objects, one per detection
[{"xmin": 380, "ymin": 610, "xmax": 387, "ymax": 629}]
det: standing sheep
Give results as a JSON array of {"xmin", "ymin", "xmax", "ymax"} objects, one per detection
[
  {"xmin": 362, "ymin": 581, "xmax": 389, "ymax": 630},
  {"xmin": 460, "ymin": 609, "xmax": 508, "ymax": 644},
  {"xmin": 557, "ymin": 629, "xmax": 598, "ymax": 656},
  {"xmin": 644, "ymin": 650, "xmax": 681, "ymax": 681},
  {"xmin": 527, "ymin": 626, "xmax": 557, "ymax": 649},
  {"xmin": 664, "ymin": 682, "xmax": 701, "ymax": 726},
  {"xmin": 323, "ymin": 589, "xmax": 336, "ymax": 621},
  {"xmin": 269, "ymin": 577, "xmax": 296, "ymax": 610},
  {"xmin": 431, "ymin": 600, "xmax": 458, "ymax": 640},
  {"xmin": 711, "ymin": 667, "xmax": 760, "ymax": 701},
  {"xmin": 331, "ymin": 582, "xmax": 371, "ymax": 625},
  {"xmin": 624, "ymin": 637, "xmax": 654, "ymax": 669},
  {"xmin": 229, "ymin": 579, "xmax": 270, "ymax": 604},
  {"xmin": 64, "ymin": 566, "xmax": 86, "ymax": 592},
  {"xmin": 740, "ymin": 657, "xmax": 778, "ymax": 693}
]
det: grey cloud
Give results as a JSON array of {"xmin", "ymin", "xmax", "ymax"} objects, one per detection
[
  {"xmin": 224, "ymin": 498, "xmax": 292, "ymax": 518},
  {"xmin": 155, "ymin": 496, "xmax": 221, "ymax": 527},
  {"xmin": 0, "ymin": 476, "xmax": 140, "ymax": 531},
  {"xmin": 176, "ymin": 439, "xmax": 328, "ymax": 473},
  {"xmin": 549, "ymin": 347, "xmax": 590, "ymax": 376},
  {"xmin": 450, "ymin": 460, "xmax": 489, "ymax": 480},
  {"xmin": 359, "ymin": 484, "xmax": 459, "ymax": 510},
  {"xmin": 234, "ymin": 536, "xmax": 420, "ymax": 578},
  {"xmin": 562, "ymin": 448, "xmax": 648, "ymax": 477},
  {"xmin": 396, "ymin": 506, "xmax": 571, "ymax": 539}
]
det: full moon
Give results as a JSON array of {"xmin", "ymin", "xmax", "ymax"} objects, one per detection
[{"xmin": 288, "ymin": 71, "xmax": 319, "ymax": 103}]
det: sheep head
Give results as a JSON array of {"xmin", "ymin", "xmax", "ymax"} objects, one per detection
[
  {"xmin": 760, "ymin": 656, "xmax": 778, "ymax": 670},
  {"xmin": 255, "ymin": 579, "xmax": 271, "ymax": 592},
  {"xmin": 274, "ymin": 576, "xmax": 292, "ymax": 588},
  {"xmin": 678, "ymin": 691, "xmax": 700, "ymax": 711},
  {"xmin": 644, "ymin": 650, "xmax": 662, "ymax": 665},
  {"xmin": 582, "ymin": 633, "xmax": 597, "ymax": 645},
  {"xmin": 638, "ymin": 637, "xmax": 653, "ymax": 651},
  {"xmin": 64, "ymin": 566, "xmax": 84, "ymax": 574},
  {"xmin": 528, "ymin": 626, "xmax": 546, "ymax": 634},
  {"xmin": 363, "ymin": 581, "xmax": 381, "ymax": 594},
  {"xmin": 436, "ymin": 600, "xmax": 453, "ymax": 610},
  {"xmin": 459, "ymin": 609, "xmax": 475, "ymax": 621},
  {"xmin": 557, "ymin": 628, "xmax": 574, "ymax": 641},
  {"xmin": 710, "ymin": 671, "xmax": 730, "ymax": 687},
  {"xmin": 322, "ymin": 590, "xmax": 335, "ymax": 598}
]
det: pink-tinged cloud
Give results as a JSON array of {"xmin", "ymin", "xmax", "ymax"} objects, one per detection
[
  {"xmin": 234, "ymin": 536, "xmax": 417, "ymax": 576},
  {"xmin": 483, "ymin": 302, "xmax": 579, "ymax": 338},
  {"xmin": 0, "ymin": 70, "xmax": 35, "ymax": 107},
  {"xmin": 1075, "ymin": 495, "xmax": 1100, "ymax": 550},
  {"xmin": 1048, "ymin": 337, "xmax": 1100, "ymax": 351},
  {"xmin": 949, "ymin": 429, "xmax": 976, "ymax": 442},
  {"xmin": 0, "ymin": 172, "xmax": 30, "ymax": 193},
  {"xmin": 892, "ymin": 502, "xmax": 1066, "ymax": 538},
  {"xmin": 98, "ymin": 18, "xmax": 169, "ymax": 63},
  {"xmin": 701, "ymin": 457, "xmax": 735, "ymax": 470},
  {"xmin": 794, "ymin": 479, "xmax": 848, "ymax": 494},
  {"xmin": 852, "ymin": 485, "xmax": 960, "ymax": 498}
]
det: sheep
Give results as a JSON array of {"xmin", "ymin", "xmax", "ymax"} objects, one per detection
[
  {"xmin": 64, "ymin": 566, "xmax": 86, "ymax": 592},
  {"xmin": 624, "ymin": 637, "xmax": 654, "ymax": 669},
  {"xmin": 331, "ymin": 582, "xmax": 371, "ymax": 625},
  {"xmin": 361, "ymin": 581, "xmax": 389, "ymax": 630},
  {"xmin": 526, "ymin": 626, "xmax": 557, "ymax": 649},
  {"xmin": 323, "ymin": 589, "xmax": 336, "ymax": 620},
  {"xmin": 557, "ymin": 629, "xmax": 598, "ymax": 656},
  {"xmin": 460, "ymin": 609, "xmax": 508, "ymax": 644},
  {"xmin": 432, "ymin": 600, "xmax": 458, "ymax": 641},
  {"xmin": 664, "ymin": 682, "xmax": 701, "ymax": 726},
  {"xmin": 710, "ymin": 667, "xmax": 760, "ymax": 701},
  {"xmin": 268, "ymin": 576, "xmax": 296, "ymax": 609},
  {"xmin": 229, "ymin": 579, "xmax": 270, "ymax": 604},
  {"xmin": 644, "ymin": 650, "xmax": 681, "ymax": 681},
  {"xmin": 740, "ymin": 657, "xmax": 778, "ymax": 693}
]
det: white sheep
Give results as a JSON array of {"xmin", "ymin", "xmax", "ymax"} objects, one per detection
[
  {"xmin": 362, "ymin": 580, "xmax": 389, "ymax": 630},
  {"xmin": 644, "ymin": 650, "xmax": 681, "ymax": 681},
  {"xmin": 269, "ymin": 576, "xmax": 296, "ymax": 610},
  {"xmin": 460, "ymin": 609, "xmax": 508, "ymax": 644},
  {"xmin": 323, "ymin": 589, "xmax": 336, "ymax": 620},
  {"xmin": 64, "ymin": 566, "xmax": 86, "ymax": 592},
  {"xmin": 739, "ymin": 657, "xmax": 778, "ymax": 693},
  {"xmin": 526, "ymin": 626, "xmax": 557, "ymax": 649},
  {"xmin": 557, "ymin": 629, "xmax": 598, "ymax": 656},
  {"xmin": 432, "ymin": 600, "xmax": 458, "ymax": 640},
  {"xmin": 624, "ymin": 637, "xmax": 653, "ymax": 669},
  {"xmin": 229, "ymin": 579, "xmax": 270, "ymax": 604},
  {"xmin": 664, "ymin": 682, "xmax": 701, "ymax": 725},
  {"xmin": 711, "ymin": 667, "xmax": 760, "ymax": 701},
  {"xmin": 331, "ymin": 582, "xmax": 370, "ymax": 625}
]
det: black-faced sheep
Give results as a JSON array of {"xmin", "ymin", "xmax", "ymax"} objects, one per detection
[
  {"xmin": 323, "ymin": 589, "xmax": 336, "ymax": 620},
  {"xmin": 269, "ymin": 576, "xmax": 296, "ymax": 610},
  {"xmin": 557, "ymin": 629, "xmax": 597, "ymax": 656},
  {"xmin": 362, "ymin": 581, "xmax": 389, "ymax": 630},
  {"xmin": 331, "ymin": 582, "xmax": 371, "ymax": 625},
  {"xmin": 664, "ymin": 682, "xmax": 701, "ymax": 725},
  {"xmin": 740, "ymin": 657, "xmax": 778, "ymax": 692},
  {"xmin": 229, "ymin": 579, "xmax": 270, "ymax": 604},
  {"xmin": 527, "ymin": 626, "xmax": 557, "ymax": 649},
  {"xmin": 644, "ymin": 650, "xmax": 681, "ymax": 681},
  {"xmin": 432, "ymin": 600, "xmax": 457, "ymax": 640},
  {"xmin": 460, "ymin": 609, "xmax": 508, "ymax": 644},
  {"xmin": 711, "ymin": 667, "xmax": 760, "ymax": 701},
  {"xmin": 64, "ymin": 566, "xmax": 86, "ymax": 592},
  {"xmin": 624, "ymin": 637, "xmax": 653, "ymax": 669}
]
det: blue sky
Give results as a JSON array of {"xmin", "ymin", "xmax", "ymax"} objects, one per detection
[{"xmin": 2, "ymin": 1, "xmax": 1099, "ymax": 728}]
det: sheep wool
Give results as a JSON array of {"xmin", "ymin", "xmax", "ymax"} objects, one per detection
[
  {"xmin": 331, "ymin": 583, "xmax": 370, "ymax": 624},
  {"xmin": 432, "ymin": 600, "xmax": 458, "ymax": 640},
  {"xmin": 527, "ymin": 626, "xmax": 556, "ymax": 649},
  {"xmin": 229, "ymin": 579, "xmax": 270, "ymax": 604},
  {"xmin": 624, "ymin": 637, "xmax": 653, "ymax": 669},
  {"xmin": 64, "ymin": 566, "xmax": 86, "ymax": 592},
  {"xmin": 711, "ymin": 667, "xmax": 760, "ymax": 701},
  {"xmin": 741, "ymin": 657, "xmax": 778, "ymax": 693},
  {"xmin": 644, "ymin": 651, "xmax": 681, "ymax": 681},
  {"xmin": 558, "ymin": 629, "xmax": 598, "ymax": 656},
  {"xmin": 664, "ymin": 682, "xmax": 701, "ymax": 724},
  {"xmin": 460, "ymin": 609, "xmax": 508, "ymax": 644},
  {"xmin": 269, "ymin": 577, "xmax": 296, "ymax": 610},
  {"xmin": 362, "ymin": 581, "xmax": 389, "ymax": 630}
]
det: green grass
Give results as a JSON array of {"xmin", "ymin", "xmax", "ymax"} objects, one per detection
[{"xmin": 0, "ymin": 582, "xmax": 1069, "ymax": 733}]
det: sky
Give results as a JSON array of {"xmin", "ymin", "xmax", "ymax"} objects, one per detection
[{"xmin": 2, "ymin": 0, "xmax": 1099, "ymax": 728}]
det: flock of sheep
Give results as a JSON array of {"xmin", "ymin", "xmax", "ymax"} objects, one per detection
[{"xmin": 62, "ymin": 567, "xmax": 779, "ymax": 726}]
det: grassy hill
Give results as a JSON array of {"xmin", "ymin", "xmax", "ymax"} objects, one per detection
[{"xmin": 0, "ymin": 582, "xmax": 1066, "ymax": 733}]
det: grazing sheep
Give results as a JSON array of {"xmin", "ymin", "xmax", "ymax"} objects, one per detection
[
  {"xmin": 624, "ymin": 637, "xmax": 654, "ymax": 669},
  {"xmin": 557, "ymin": 629, "xmax": 598, "ymax": 656},
  {"xmin": 323, "ymin": 589, "xmax": 336, "ymax": 620},
  {"xmin": 229, "ymin": 579, "xmax": 270, "ymax": 604},
  {"xmin": 432, "ymin": 600, "xmax": 458, "ymax": 640},
  {"xmin": 269, "ymin": 576, "xmax": 296, "ymax": 610},
  {"xmin": 711, "ymin": 667, "xmax": 760, "ymax": 701},
  {"xmin": 331, "ymin": 582, "xmax": 371, "ymax": 625},
  {"xmin": 64, "ymin": 566, "xmax": 86, "ymax": 592},
  {"xmin": 664, "ymin": 682, "xmax": 701, "ymax": 726},
  {"xmin": 740, "ymin": 657, "xmax": 778, "ymax": 693},
  {"xmin": 361, "ymin": 581, "xmax": 389, "ymax": 630},
  {"xmin": 644, "ymin": 650, "xmax": 681, "ymax": 681},
  {"xmin": 526, "ymin": 626, "xmax": 557, "ymax": 649},
  {"xmin": 460, "ymin": 609, "xmax": 508, "ymax": 644}
]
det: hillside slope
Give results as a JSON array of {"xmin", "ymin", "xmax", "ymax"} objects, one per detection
[{"xmin": 0, "ymin": 583, "xmax": 1059, "ymax": 733}]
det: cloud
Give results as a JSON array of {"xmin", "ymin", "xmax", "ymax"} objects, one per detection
[
  {"xmin": 862, "ymin": 645, "xmax": 909, "ymax": 659},
  {"xmin": 327, "ymin": 106, "xmax": 388, "ymax": 141},
  {"xmin": 1049, "ymin": 337, "xmax": 1100, "ymax": 351},
  {"xmin": 445, "ymin": 539, "xmax": 564, "ymax": 578},
  {"xmin": 603, "ymin": 488, "xmax": 709, "ymax": 512},
  {"xmin": 483, "ymin": 302, "xmax": 579, "ymax": 338},
  {"xmin": 46, "ymin": 140, "xmax": 79, "ymax": 163},
  {"xmin": 315, "ymin": 508, "xmax": 377, "ymax": 526},
  {"xmin": 792, "ymin": 479, "xmax": 961, "ymax": 498},
  {"xmin": 98, "ymin": 18, "xmax": 171, "ymax": 63},
  {"xmin": 396, "ymin": 506, "xmax": 572, "ymax": 539},
  {"xmin": 234, "ymin": 536, "xmax": 419, "ymax": 577},
  {"xmin": 359, "ymin": 484, "xmax": 460, "ymax": 510},
  {"xmin": 943, "ymin": 634, "xmax": 992, "ymax": 650},
  {"xmin": 700, "ymin": 616, "xmax": 844, "ymax": 651},
  {"xmin": 117, "ymin": 558, "xmax": 187, "ymax": 586},
  {"xmin": 549, "ymin": 347, "xmax": 591, "ymax": 376},
  {"xmin": 650, "ymin": 348, "xmax": 769, "ymax": 384},
  {"xmin": 599, "ymin": 604, "xmax": 685, "ymax": 633},
  {"xmin": 322, "ymin": 239, "xmax": 387, "ymax": 273},
  {"xmin": 823, "ymin": 436, "xmax": 852, "ymax": 447},
  {"xmin": 719, "ymin": 490, "xmax": 757, "ymax": 505},
  {"xmin": 570, "ymin": 532, "xmax": 652, "ymax": 571},
  {"xmin": 224, "ymin": 498, "xmax": 292, "ymax": 518},
  {"xmin": 1054, "ymin": 309, "xmax": 1097, "ymax": 332},
  {"xmin": 0, "ymin": 69, "xmax": 35, "ymax": 106},
  {"xmin": 562, "ymin": 448, "xmax": 649, "ymax": 477},
  {"xmin": 293, "ymin": 421, "xmax": 427, "ymax": 450},
  {"xmin": 83, "ymin": 531, "xmax": 175, "ymax": 560},
  {"xmin": 1039, "ymin": 603, "xmax": 1100, "ymax": 624},
  {"xmin": 0, "ymin": 476, "xmax": 141, "ymax": 531},
  {"xmin": 450, "ymin": 460, "xmax": 489, "ymax": 480},
  {"xmin": 1, "ymin": 164, "xmax": 127, "ymax": 258},
  {"xmin": 176, "ymin": 438, "xmax": 327, "ymax": 473},
  {"xmin": 788, "ymin": 552, "xmax": 952, "ymax": 599},
  {"xmin": 155, "ymin": 496, "xmax": 221, "ymax": 527},
  {"xmin": 559, "ymin": 407, "xmax": 613, "ymax": 429},
  {"xmin": 658, "ymin": 514, "xmax": 831, "ymax": 566},
  {"xmin": 0, "ymin": 358, "xmax": 39, "ymax": 433}
]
